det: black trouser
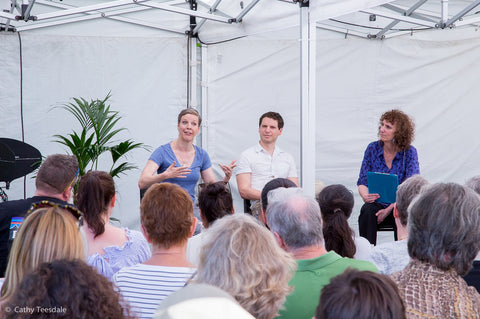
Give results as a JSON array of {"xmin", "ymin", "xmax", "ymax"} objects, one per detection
[{"xmin": 358, "ymin": 202, "xmax": 397, "ymax": 245}]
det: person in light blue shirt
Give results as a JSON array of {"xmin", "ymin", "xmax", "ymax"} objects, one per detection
[
  {"xmin": 369, "ymin": 175, "xmax": 428, "ymax": 274},
  {"xmin": 138, "ymin": 108, "xmax": 236, "ymax": 229}
]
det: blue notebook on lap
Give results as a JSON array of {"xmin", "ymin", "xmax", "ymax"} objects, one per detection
[{"xmin": 367, "ymin": 172, "xmax": 399, "ymax": 204}]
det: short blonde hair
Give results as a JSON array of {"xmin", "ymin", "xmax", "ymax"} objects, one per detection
[
  {"xmin": 1, "ymin": 207, "xmax": 85, "ymax": 302},
  {"xmin": 196, "ymin": 214, "xmax": 296, "ymax": 319}
]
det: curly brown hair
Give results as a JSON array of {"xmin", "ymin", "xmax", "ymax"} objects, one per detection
[
  {"xmin": 379, "ymin": 109, "xmax": 415, "ymax": 151},
  {"xmin": 140, "ymin": 183, "xmax": 193, "ymax": 248},
  {"xmin": 3, "ymin": 259, "xmax": 133, "ymax": 319}
]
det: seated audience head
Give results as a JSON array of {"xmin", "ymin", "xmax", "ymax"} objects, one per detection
[
  {"xmin": 198, "ymin": 182, "xmax": 233, "ymax": 228},
  {"xmin": 77, "ymin": 170, "xmax": 116, "ymax": 238},
  {"xmin": 35, "ymin": 154, "xmax": 78, "ymax": 200},
  {"xmin": 316, "ymin": 268, "xmax": 405, "ymax": 319},
  {"xmin": 1, "ymin": 205, "xmax": 85, "ymax": 302},
  {"xmin": 4, "ymin": 259, "xmax": 132, "ymax": 319},
  {"xmin": 316, "ymin": 184, "xmax": 356, "ymax": 258},
  {"xmin": 140, "ymin": 183, "xmax": 196, "ymax": 248},
  {"xmin": 266, "ymin": 187, "xmax": 324, "ymax": 251},
  {"xmin": 466, "ymin": 175, "xmax": 480, "ymax": 195},
  {"xmin": 395, "ymin": 175, "xmax": 428, "ymax": 227},
  {"xmin": 195, "ymin": 214, "xmax": 296, "ymax": 319},
  {"xmin": 261, "ymin": 178, "xmax": 297, "ymax": 212},
  {"xmin": 408, "ymin": 183, "xmax": 480, "ymax": 275}
]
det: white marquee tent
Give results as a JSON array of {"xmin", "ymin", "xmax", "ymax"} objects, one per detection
[{"xmin": 2, "ymin": 0, "xmax": 480, "ymax": 231}]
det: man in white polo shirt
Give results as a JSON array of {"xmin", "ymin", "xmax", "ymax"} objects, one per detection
[{"xmin": 236, "ymin": 111, "xmax": 298, "ymax": 215}]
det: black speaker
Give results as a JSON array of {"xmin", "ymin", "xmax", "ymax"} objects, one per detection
[{"xmin": 0, "ymin": 138, "xmax": 42, "ymax": 188}]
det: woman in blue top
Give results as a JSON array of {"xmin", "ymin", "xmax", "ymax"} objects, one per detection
[
  {"xmin": 138, "ymin": 108, "xmax": 236, "ymax": 207},
  {"xmin": 357, "ymin": 109, "xmax": 420, "ymax": 245}
]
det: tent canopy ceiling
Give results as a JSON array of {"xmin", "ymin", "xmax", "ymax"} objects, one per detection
[{"xmin": 2, "ymin": 0, "xmax": 480, "ymax": 40}]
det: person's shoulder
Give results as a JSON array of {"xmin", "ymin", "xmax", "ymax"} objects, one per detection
[
  {"xmin": 240, "ymin": 144, "xmax": 257, "ymax": 154},
  {"xmin": 337, "ymin": 254, "xmax": 378, "ymax": 272},
  {"xmin": 405, "ymin": 145, "xmax": 418, "ymax": 153},
  {"xmin": 0, "ymin": 196, "xmax": 62, "ymax": 215},
  {"xmin": 194, "ymin": 145, "xmax": 210, "ymax": 157},
  {"xmin": 367, "ymin": 140, "xmax": 381, "ymax": 149}
]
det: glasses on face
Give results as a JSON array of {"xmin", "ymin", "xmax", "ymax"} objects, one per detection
[
  {"xmin": 63, "ymin": 168, "xmax": 80, "ymax": 193},
  {"xmin": 27, "ymin": 200, "xmax": 84, "ymax": 228}
]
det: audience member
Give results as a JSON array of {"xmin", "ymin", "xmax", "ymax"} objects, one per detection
[
  {"xmin": 0, "ymin": 205, "xmax": 85, "ymax": 304},
  {"xmin": 154, "ymin": 283, "xmax": 254, "ymax": 319},
  {"xmin": 4, "ymin": 259, "xmax": 133, "ymax": 319},
  {"xmin": 259, "ymin": 177, "xmax": 297, "ymax": 225},
  {"xmin": 0, "ymin": 154, "xmax": 78, "ymax": 276},
  {"xmin": 77, "ymin": 171, "xmax": 150, "ymax": 279},
  {"xmin": 266, "ymin": 187, "xmax": 377, "ymax": 319},
  {"xmin": 186, "ymin": 181, "xmax": 233, "ymax": 266},
  {"xmin": 369, "ymin": 175, "xmax": 428, "ymax": 274},
  {"xmin": 194, "ymin": 214, "xmax": 296, "ymax": 319},
  {"xmin": 316, "ymin": 268, "xmax": 405, "ymax": 319},
  {"xmin": 391, "ymin": 183, "xmax": 480, "ymax": 318},
  {"xmin": 464, "ymin": 175, "xmax": 480, "ymax": 292},
  {"xmin": 113, "ymin": 183, "xmax": 197, "ymax": 319},
  {"xmin": 316, "ymin": 184, "xmax": 371, "ymax": 260}
]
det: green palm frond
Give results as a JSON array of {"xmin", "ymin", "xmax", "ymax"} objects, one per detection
[{"xmin": 52, "ymin": 93, "xmax": 149, "ymax": 184}]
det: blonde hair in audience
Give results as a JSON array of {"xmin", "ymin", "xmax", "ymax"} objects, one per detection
[
  {"xmin": 1, "ymin": 207, "xmax": 85, "ymax": 302},
  {"xmin": 196, "ymin": 214, "xmax": 296, "ymax": 319}
]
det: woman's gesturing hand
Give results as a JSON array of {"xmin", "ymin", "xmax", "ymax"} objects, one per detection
[
  {"xmin": 219, "ymin": 160, "xmax": 237, "ymax": 181},
  {"xmin": 164, "ymin": 161, "xmax": 191, "ymax": 179}
]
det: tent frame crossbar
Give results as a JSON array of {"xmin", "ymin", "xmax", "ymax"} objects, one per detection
[
  {"xmin": 316, "ymin": 0, "xmax": 480, "ymax": 40},
  {"xmin": 15, "ymin": 0, "xmax": 185, "ymax": 33},
  {"xmin": 1, "ymin": 0, "xmax": 239, "ymax": 32},
  {"xmin": 374, "ymin": 0, "xmax": 427, "ymax": 38}
]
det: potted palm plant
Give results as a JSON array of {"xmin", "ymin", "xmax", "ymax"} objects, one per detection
[{"xmin": 53, "ymin": 93, "xmax": 149, "ymax": 180}]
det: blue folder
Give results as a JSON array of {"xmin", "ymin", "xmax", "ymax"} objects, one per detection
[{"xmin": 367, "ymin": 172, "xmax": 399, "ymax": 204}]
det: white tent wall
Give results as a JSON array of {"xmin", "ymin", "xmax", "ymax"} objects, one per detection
[
  {"xmin": 204, "ymin": 25, "xmax": 480, "ymax": 233},
  {"xmin": 0, "ymin": 32, "xmax": 187, "ymax": 230},
  {"xmin": 316, "ymin": 26, "xmax": 480, "ymax": 230},
  {"xmin": 202, "ymin": 35, "xmax": 301, "ymax": 213}
]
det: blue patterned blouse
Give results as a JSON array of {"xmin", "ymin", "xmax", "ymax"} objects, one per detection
[{"xmin": 357, "ymin": 141, "xmax": 420, "ymax": 187}]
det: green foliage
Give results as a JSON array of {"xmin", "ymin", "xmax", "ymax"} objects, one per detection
[{"xmin": 53, "ymin": 93, "xmax": 150, "ymax": 178}]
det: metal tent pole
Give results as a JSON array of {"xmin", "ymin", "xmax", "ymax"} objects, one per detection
[{"xmin": 299, "ymin": 0, "xmax": 316, "ymax": 197}]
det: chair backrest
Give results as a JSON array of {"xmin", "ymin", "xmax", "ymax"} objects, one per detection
[{"xmin": 243, "ymin": 199, "xmax": 252, "ymax": 214}]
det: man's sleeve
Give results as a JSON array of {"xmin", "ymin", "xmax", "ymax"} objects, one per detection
[
  {"xmin": 235, "ymin": 150, "xmax": 252, "ymax": 175},
  {"xmin": 287, "ymin": 153, "xmax": 298, "ymax": 177}
]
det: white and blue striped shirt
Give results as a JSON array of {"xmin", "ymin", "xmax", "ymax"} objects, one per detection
[{"xmin": 113, "ymin": 264, "xmax": 196, "ymax": 319}]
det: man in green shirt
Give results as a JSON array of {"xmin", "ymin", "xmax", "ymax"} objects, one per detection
[{"xmin": 266, "ymin": 188, "xmax": 378, "ymax": 319}]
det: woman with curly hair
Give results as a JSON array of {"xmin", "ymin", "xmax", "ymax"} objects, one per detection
[
  {"xmin": 77, "ymin": 171, "xmax": 151, "ymax": 279},
  {"xmin": 4, "ymin": 259, "xmax": 134, "ymax": 319},
  {"xmin": 194, "ymin": 214, "xmax": 296, "ymax": 319},
  {"xmin": 357, "ymin": 109, "xmax": 419, "ymax": 245},
  {"xmin": 317, "ymin": 184, "xmax": 371, "ymax": 260}
]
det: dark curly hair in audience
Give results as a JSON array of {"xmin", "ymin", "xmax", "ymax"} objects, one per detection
[
  {"xmin": 77, "ymin": 171, "xmax": 116, "ymax": 238},
  {"xmin": 4, "ymin": 259, "xmax": 133, "ymax": 319},
  {"xmin": 198, "ymin": 182, "xmax": 233, "ymax": 228},
  {"xmin": 317, "ymin": 184, "xmax": 356, "ymax": 258},
  {"xmin": 316, "ymin": 268, "xmax": 406, "ymax": 319},
  {"xmin": 379, "ymin": 109, "xmax": 415, "ymax": 151}
]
